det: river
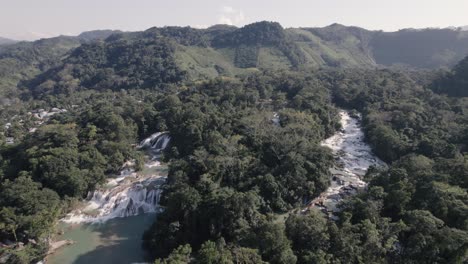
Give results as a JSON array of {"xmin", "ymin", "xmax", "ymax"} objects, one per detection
[
  {"xmin": 47, "ymin": 133, "xmax": 170, "ymax": 264},
  {"xmin": 308, "ymin": 110, "xmax": 386, "ymax": 215},
  {"xmin": 46, "ymin": 214, "xmax": 156, "ymax": 264},
  {"xmin": 47, "ymin": 111, "xmax": 383, "ymax": 263}
]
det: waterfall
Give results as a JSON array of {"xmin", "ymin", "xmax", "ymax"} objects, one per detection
[
  {"xmin": 63, "ymin": 177, "xmax": 165, "ymax": 223},
  {"xmin": 307, "ymin": 111, "xmax": 386, "ymax": 215},
  {"xmin": 137, "ymin": 132, "xmax": 171, "ymax": 152},
  {"xmin": 62, "ymin": 132, "xmax": 171, "ymax": 223},
  {"xmin": 272, "ymin": 112, "xmax": 280, "ymax": 126}
]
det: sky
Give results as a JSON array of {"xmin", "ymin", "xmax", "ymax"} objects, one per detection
[{"xmin": 1, "ymin": 0, "xmax": 468, "ymax": 40}]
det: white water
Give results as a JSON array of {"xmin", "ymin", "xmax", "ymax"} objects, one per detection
[
  {"xmin": 62, "ymin": 133, "xmax": 171, "ymax": 223},
  {"xmin": 272, "ymin": 112, "xmax": 280, "ymax": 126},
  {"xmin": 137, "ymin": 132, "xmax": 171, "ymax": 159},
  {"xmin": 309, "ymin": 110, "xmax": 386, "ymax": 214}
]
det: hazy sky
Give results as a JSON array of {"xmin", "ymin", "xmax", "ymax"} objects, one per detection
[{"xmin": 1, "ymin": 0, "xmax": 468, "ymax": 40}]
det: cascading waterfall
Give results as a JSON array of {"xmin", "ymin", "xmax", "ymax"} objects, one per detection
[
  {"xmin": 62, "ymin": 133, "xmax": 171, "ymax": 223},
  {"xmin": 272, "ymin": 112, "xmax": 280, "ymax": 126},
  {"xmin": 308, "ymin": 110, "xmax": 386, "ymax": 215},
  {"xmin": 138, "ymin": 132, "xmax": 171, "ymax": 159},
  {"xmin": 137, "ymin": 132, "xmax": 171, "ymax": 150}
]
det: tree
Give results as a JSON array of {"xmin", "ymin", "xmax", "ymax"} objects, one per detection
[
  {"xmin": 196, "ymin": 239, "xmax": 233, "ymax": 264},
  {"xmin": 155, "ymin": 244, "xmax": 192, "ymax": 264}
]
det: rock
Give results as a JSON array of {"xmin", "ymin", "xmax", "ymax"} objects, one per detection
[
  {"xmin": 47, "ymin": 239, "xmax": 74, "ymax": 255},
  {"xmin": 0, "ymin": 253, "xmax": 12, "ymax": 264},
  {"xmin": 15, "ymin": 242, "xmax": 25, "ymax": 250}
]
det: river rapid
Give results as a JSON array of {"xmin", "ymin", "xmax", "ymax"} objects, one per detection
[{"xmin": 308, "ymin": 110, "xmax": 386, "ymax": 215}]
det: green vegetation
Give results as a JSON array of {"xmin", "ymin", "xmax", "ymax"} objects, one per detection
[
  {"xmin": 0, "ymin": 90, "xmax": 165, "ymax": 262},
  {"xmin": 142, "ymin": 73, "xmax": 338, "ymax": 262},
  {"xmin": 142, "ymin": 67, "xmax": 468, "ymax": 263},
  {"xmin": 1, "ymin": 22, "xmax": 467, "ymax": 106},
  {"xmin": 28, "ymin": 37, "xmax": 186, "ymax": 98},
  {"xmin": 370, "ymin": 28, "xmax": 468, "ymax": 68},
  {"xmin": 0, "ymin": 22, "xmax": 467, "ymax": 263},
  {"xmin": 432, "ymin": 55, "xmax": 468, "ymax": 96}
]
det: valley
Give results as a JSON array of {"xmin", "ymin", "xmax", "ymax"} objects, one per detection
[{"xmin": 0, "ymin": 20, "xmax": 467, "ymax": 264}]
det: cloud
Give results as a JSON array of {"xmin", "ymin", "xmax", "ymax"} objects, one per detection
[
  {"xmin": 218, "ymin": 6, "xmax": 245, "ymax": 26},
  {"xmin": 222, "ymin": 6, "xmax": 236, "ymax": 14},
  {"xmin": 192, "ymin": 24, "xmax": 209, "ymax": 29}
]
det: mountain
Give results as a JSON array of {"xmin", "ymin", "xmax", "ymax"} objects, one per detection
[
  {"xmin": 27, "ymin": 35, "xmax": 185, "ymax": 97},
  {"xmin": 300, "ymin": 24, "xmax": 468, "ymax": 69},
  {"xmin": 0, "ymin": 36, "xmax": 83, "ymax": 100},
  {"xmin": 3, "ymin": 21, "xmax": 468, "ymax": 100},
  {"xmin": 431, "ymin": 55, "xmax": 468, "ymax": 96},
  {"xmin": 370, "ymin": 28, "xmax": 468, "ymax": 68},
  {"xmin": 0, "ymin": 30, "xmax": 124, "ymax": 101},
  {"xmin": 0, "ymin": 36, "xmax": 16, "ymax": 46}
]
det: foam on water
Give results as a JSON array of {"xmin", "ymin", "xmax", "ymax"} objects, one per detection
[
  {"xmin": 309, "ymin": 110, "xmax": 386, "ymax": 213},
  {"xmin": 62, "ymin": 133, "xmax": 171, "ymax": 224},
  {"xmin": 62, "ymin": 176, "xmax": 165, "ymax": 223},
  {"xmin": 137, "ymin": 132, "xmax": 171, "ymax": 159}
]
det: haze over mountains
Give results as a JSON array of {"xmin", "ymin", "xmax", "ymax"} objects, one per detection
[
  {"xmin": 0, "ymin": 37, "xmax": 16, "ymax": 45},
  {"xmin": 2, "ymin": 21, "xmax": 468, "ymax": 100},
  {"xmin": 3, "ymin": 22, "xmax": 468, "ymax": 69}
]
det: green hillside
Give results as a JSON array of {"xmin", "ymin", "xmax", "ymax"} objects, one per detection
[
  {"xmin": 0, "ymin": 31, "xmax": 123, "ymax": 103},
  {"xmin": 431, "ymin": 55, "xmax": 468, "ymax": 96},
  {"xmin": 0, "ymin": 36, "xmax": 82, "ymax": 101},
  {"xmin": 3, "ymin": 21, "xmax": 468, "ymax": 101}
]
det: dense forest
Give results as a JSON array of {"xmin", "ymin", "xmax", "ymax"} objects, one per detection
[
  {"xmin": 142, "ymin": 68, "xmax": 467, "ymax": 263},
  {"xmin": 0, "ymin": 22, "xmax": 467, "ymax": 263}
]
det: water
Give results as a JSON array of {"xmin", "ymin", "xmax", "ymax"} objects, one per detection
[
  {"xmin": 137, "ymin": 132, "xmax": 171, "ymax": 159},
  {"xmin": 49, "ymin": 117, "xmax": 382, "ymax": 262},
  {"xmin": 47, "ymin": 214, "xmax": 156, "ymax": 264},
  {"xmin": 48, "ymin": 132, "xmax": 171, "ymax": 263},
  {"xmin": 309, "ymin": 110, "xmax": 386, "ymax": 214},
  {"xmin": 272, "ymin": 112, "xmax": 280, "ymax": 126},
  {"xmin": 61, "ymin": 175, "xmax": 165, "ymax": 224}
]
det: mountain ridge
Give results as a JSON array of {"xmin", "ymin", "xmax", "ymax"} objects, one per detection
[
  {"xmin": 0, "ymin": 36, "xmax": 17, "ymax": 45},
  {"xmin": 2, "ymin": 21, "xmax": 468, "ymax": 100}
]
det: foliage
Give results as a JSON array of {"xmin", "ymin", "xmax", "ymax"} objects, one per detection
[
  {"xmin": 143, "ymin": 72, "xmax": 338, "ymax": 262},
  {"xmin": 27, "ymin": 37, "xmax": 186, "ymax": 97},
  {"xmin": 432, "ymin": 55, "xmax": 468, "ymax": 96},
  {"xmin": 1, "ymin": 22, "xmax": 468, "ymax": 263}
]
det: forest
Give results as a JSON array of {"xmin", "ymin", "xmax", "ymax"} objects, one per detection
[
  {"xmin": 142, "ymin": 68, "xmax": 468, "ymax": 263},
  {"xmin": 0, "ymin": 22, "xmax": 466, "ymax": 263}
]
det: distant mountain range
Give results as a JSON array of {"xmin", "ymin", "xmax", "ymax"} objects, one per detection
[
  {"xmin": 2, "ymin": 22, "xmax": 468, "ymax": 99},
  {"xmin": 0, "ymin": 29, "xmax": 121, "ymax": 99},
  {"xmin": 0, "ymin": 36, "xmax": 17, "ymax": 45}
]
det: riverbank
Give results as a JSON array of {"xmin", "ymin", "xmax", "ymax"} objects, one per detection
[
  {"xmin": 46, "ymin": 214, "xmax": 156, "ymax": 264},
  {"xmin": 47, "ymin": 240, "xmax": 74, "ymax": 256},
  {"xmin": 46, "ymin": 132, "xmax": 170, "ymax": 263},
  {"xmin": 46, "ymin": 166, "xmax": 166, "ymax": 263}
]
